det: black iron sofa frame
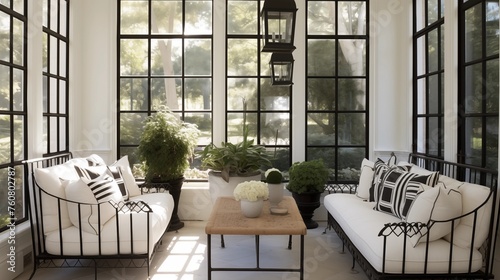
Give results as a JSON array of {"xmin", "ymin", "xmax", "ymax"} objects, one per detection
[
  {"xmin": 326, "ymin": 153, "xmax": 499, "ymax": 280},
  {"xmin": 23, "ymin": 152, "xmax": 163, "ymax": 280}
]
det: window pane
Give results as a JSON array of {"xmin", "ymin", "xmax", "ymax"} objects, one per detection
[
  {"xmin": 416, "ymin": 117, "xmax": 426, "ymax": 153},
  {"xmin": 0, "ymin": 11, "xmax": 11, "ymax": 62},
  {"xmin": 427, "ymin": 0, "xmax": 439, "ymax": 25},
  {"xmin": 307, "ymin": 1, "xmax": 335, "ymax": 35},
  {"xmin": 49, "ymin": 36, "xmax": 57, "ymax": 75},
  {"xmin": 185, "ymin": 1, "xmax": 212, "ymax": 35},
  {"xmin": 42, "ymin": 33, "xmax": 48, "ymax": 70},
  {"xmin": 308, "ymin": 78, "xmax": 335, "ymax": 110},
  {"xmin": 428, "ymin": 74, "xmax": 439, "ymax": 114},
  {"xmin": 260, "ymin": 52, "xmax": 272, "ymax": 76},
  {"xmin": 0, "ymin": 65, "xmax": 9, "ymax": 110},
  {"xmin": 49, "ymin": 77, "xmax": 57, "ymax": 113},
  {"xmin": 151, "ymin": 39, "xmax": 182, "ymax": 76},
  {"xmin": 307, "ymin": 147, "xmax": 336, "ymax": 169},
  {"xmin": 428, "ymin": 117, "xmax": 442, "ymax": 156},
  {"xmin": 261, "ymin": 84, "xmax": 290, "ymax": 110},
  {"xmin": 151, "ymin": 77, "xmax": 181, "ymax": 110},
  {"xmin": 338, "ymin": 147, "xmax": 365, "ymax": 181},
  {"xmin": 260, "ymin": 112, "xmax": 290, "ymax": 145},
  {"xmin": 59, "ymin": 80, "xmax": 66, "ymax": 114},
  {"xmin": 486, "ymin": 59, "xmax": 499, "ymax": 113},
  {"xmin": 464, "ymin": 63, "xmax": 482, "ymax": 113},
  {"xmin": 12, "ymin": 18, "xmax": 23, "ymax": 65},
  {"xmin": 465, "ymin": 117, "xmax": 482, "ymax": 166},
  {"xmin": 120, "ymin": 39, "xmax": 149, "ymax": 75},
  {"xmin": 416, "ymin": 36, "xmax": 426, "ymax": 75},
  {"xmin": 338, "ymin": 39, "xmax": 365, "ymax": 76},
  {"xmin": 308, "ymin": 39, "xmax": 335, "ymax": 76},
  {"xmin": 59, "ymin": 117, "xmax": 66, "ymax": 151},
  {"xmin": 184, "ymin": 78, "xmax": 211, "ymax": 110},
  {"xmin": 465, "ymin": 4, "xmax": 483, "ymax": 62},
  {"xmin": 227, "ymin": 39, "xmax": 258, "ymax": 76},
  {"xmin": 338, "ymin": 78, "xmax": 365, "ymax": 110},
  {"xmin": 307, "ymin": 113, "xmax": 335, "ymax": 145},
  {"xmin": 120, "ymin": 78, "xmax": 148, "ymax": 111},
  {"xmin": 49, "ymin": 116, "xmax": 57, "ymax": 153},
  {"xmin": 184, "ymin": 112, "xmax": 212, "ymax": 145},
  {"xmin": 428, "ymin": 29, "xmax": 439, "ymax": 73},
  {"xmin": 338, "ymin": 1, "xmax": 366, "ymax": 35},
  {"xmin": 59, "ymin": 41, "xmax": 67, "ymax": 77},
  {"xmin": 338, "ymin": 113, "xmax": 365, "ymax": 145},
  {"xmin": 121, "ymin": 0, "xmax": 149, "ymax": 34},
  {"xmin": 13, "ymin": 68, "xmax": 23, "ymax": 111},
  {"xmin": 416, "ymin": 78, "xmax": 426, "ymax": 114},
  {"xmin": 227, "ymin": 112, "xmax": 257, "ymax": 143},
  {"xmin": 152, "ymin": 0, "xmax": 183, "ymax": 34},
  {"xmin": 0, "ymin": 115, "xmax": 10, "ymax": 164},
  {"xmin": 185, "ymin": 39, "xmax": 212, "ymax": 75},
  {"xmin": 120, "ymin": 113, "xmax": 148, "ymax": 145},
  {"xmin": 486, "ymin": 1, "xmax": 499, "ymax": 56},
  {"xmin": 227, "ymin": 78, "xmax": 257, "ymax": 110},
  {"xmin": 227, "ymin": 1, "xmax": 257, "ymax": 34},
  {"xmin": 486, "ymin": 117, "xmax": 499, "ymax": 169}
]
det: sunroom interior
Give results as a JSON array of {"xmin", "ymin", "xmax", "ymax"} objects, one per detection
[{"xmin": 1, "ymin": 0, "xmax": 500, "ymax": 279}]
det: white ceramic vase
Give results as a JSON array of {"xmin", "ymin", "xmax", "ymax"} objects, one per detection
[
  {"xmin": 240, "ymin": 199, "xmax": 264, "ymax": 218},
  {"xmin": 268, "ymin": 183, "xmax": 284, "ymax": 207}
]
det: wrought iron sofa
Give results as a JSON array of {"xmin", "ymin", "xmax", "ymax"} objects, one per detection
[
  {"xmin": 23, "ymin": 152, "xmax": 175, "ymax": 279},
  {"xmin": 324, "ymin": 153, "xmax": 499, "ymax": 280}
]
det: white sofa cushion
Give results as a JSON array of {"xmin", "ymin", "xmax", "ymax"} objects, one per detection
[
  {"xmin": 324, "ymin": 193, "xmax": 483, "ymax": 274},
  {"xmin": 44, "ymin": 193, "xmax": 174, "ymax": 256},
  {"xmin": 406, "ymin": 185, "xmax": 462, "ymax": 246}
]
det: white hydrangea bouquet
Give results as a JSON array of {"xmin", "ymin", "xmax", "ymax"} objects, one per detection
[{"xmin": 233, "ymin": 180, "xmax": 269, "ymax": 202}]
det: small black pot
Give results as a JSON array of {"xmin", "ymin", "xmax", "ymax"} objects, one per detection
[{"xmin": 291, "ymin": 191, "xmax": 322, "ymax": 229}]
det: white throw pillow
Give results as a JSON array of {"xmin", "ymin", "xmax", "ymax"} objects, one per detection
[
  {"xmin": 406, "ymin": 185, "xmax": 462, "ymax": 247},
  {"xmin": 33, "ymin": 168, "xmax": 73, "ymax": 233},
  {"xmin": 444, "ymin": 182, "xmax": 492, "ymax": 249},
  {"xmin": 110, "ymin": 156, "xmax": 142, "ymax": 197},
  {"xmin": 355, "ymin": 158, "xmax": 374, "ymax": 200},
  {"xmin": 65, "ymin": 172, "xmax": 123, "ymax": 235}
]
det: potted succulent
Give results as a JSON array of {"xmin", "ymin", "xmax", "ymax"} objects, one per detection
[
  {"xmin": 136, "ymin": 105, "xmax": 200, "ymax": 230},
  {"xmin": 286, "ymin": 159, "xmax": 330, "ymax": 229},
  {"xmin": 199, "ymin": 105, "xmax": 272, "ymax": 203}
]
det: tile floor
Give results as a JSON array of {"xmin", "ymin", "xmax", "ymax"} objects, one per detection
[{"xmin": 15, "ymin": 220, "xmax": 369, "ymax": 280}]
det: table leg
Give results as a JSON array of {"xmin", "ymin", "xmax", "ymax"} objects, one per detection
[
  {"xmin": 300, "ymin": 235, "xmax": 304, "ymax": 280},
  {"xmin": 221, "ymin": 234, "xmax": 225, "ymax": 248},
  {"xmin": 207, "ymin": 234, "xmax": 212, "ymax": 280},
  {"xmin": 288, "ymin": 234, "xmax": 292, "ymax": 249},
  {"xmin": 255, "ymin": 235, "xmax": 260, "ymax": 268}
]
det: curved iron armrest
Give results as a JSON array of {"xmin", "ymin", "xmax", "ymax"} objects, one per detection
[
  {"xmin": 324, "ymin": 183, "xmax": 358, "ymax": 194},
  {"xmin": 110, "ymin": 200, "xmax": 153, "ymax": 214},
  {"xmin": 378, "ymin": 221, "xmax": 428, "ymax": 238}
]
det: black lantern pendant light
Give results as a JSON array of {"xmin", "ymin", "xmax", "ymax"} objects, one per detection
[
  {"xmin": 270, "ymin": 53, "xmax": 294, "ymax": 86},
  {"xmin": 261, "ymin": 0, "xmax": 297, "ymax": 53}
]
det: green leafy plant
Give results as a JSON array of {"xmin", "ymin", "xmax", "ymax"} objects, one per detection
[
  {"xmin": 286, "ymin": 159, "xmax": 329, "ymax": 194},
  {"xmin": 199, "ymin": 102, "xmax": 272, "ymax": 182},
  {"xmin": 137, "ymin": 106, "xmax": 200, "ymax": 182}
]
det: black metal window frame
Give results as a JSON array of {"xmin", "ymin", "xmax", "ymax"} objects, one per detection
[
  {"xmin": 225, "ymin": 0, "xmax": 292, "ymax": 171},
  {"xmin": 412, "ymin": 0, "xmax": 445, "ymax": 159},
  {"xmin": 305, "ymin": 0, "xmax": 370, "ymax": 183},
  {"xmin": 43, "ymin": 0, "xmax": 70, "ymax": 156},
  {"xmin": 457, "ymin": 0, "xmax": 499, "ymax": 169},
  {"xmin": 0, "ymin": 0, "xmax": 28, "ymax": 232},
  {"xmin": 117, "ymin": 0, "xmax": 214, "ymax": 169}
]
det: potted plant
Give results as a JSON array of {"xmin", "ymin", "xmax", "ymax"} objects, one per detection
[
  {"xmin": 233, "ymin": 180, "xmax": 269, "ymax": 218},
  {"xmin": 199, "ymin": 104, "xmax": 272, "ymax": 203},
  {"xmin": 136, "ymin": 105, "xmax": 200, "ymax": 230},
  {"xmin": 286, "ymin": 159, "xmax": 330, "ymax": 229},
  {"xmin": 265, "ymin": 168, "xmax": 284, "ymax": 207}
]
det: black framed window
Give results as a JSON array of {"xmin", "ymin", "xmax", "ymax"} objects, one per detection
[
  {"xmin": 117, "ymin": 0, "xmax": 213, "ymax": 175},
  {"xmin": 0, "ymin": 0, "xmax": 28, "ymax": 231},
  {"xmin": 226, "ymin": 0, "xmax": 292, "ymax": 172},
  {"xmin": 412, "ymin": 0, "xmax": 445, "ymax": 158},
  {"xmin": 306, "ymin": 0, "xmax": 369, "ymax": 183},
  {"xmin": 42, "ymin": 0, "xmax": 69, "ymax": 155},
  {"xmin": 458, "ymin": 0, "xmax": 499, "ymax": 169}
]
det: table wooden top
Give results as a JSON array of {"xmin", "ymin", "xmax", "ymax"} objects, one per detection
[{"xmin": 205, "ymin": 196, "xmax": 307, "ymax": 236}]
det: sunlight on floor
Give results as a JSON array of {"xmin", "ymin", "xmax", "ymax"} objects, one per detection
[{"xmin": 154, "ymin": 235, "xmax": 206, "ymax": 279}]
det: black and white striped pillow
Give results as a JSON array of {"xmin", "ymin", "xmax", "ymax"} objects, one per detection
[
  {"xmin": 81, "ymin": 172, "xmax": 123, "ymax": 203},
  {"xmin": 375, "ymin": 167, "xmax": 439, "ymax": 219}
]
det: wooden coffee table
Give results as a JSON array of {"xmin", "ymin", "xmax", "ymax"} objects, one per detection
[{"xmin": 205, "ymin": 196, "xmax": 307, "ymax": 280}]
